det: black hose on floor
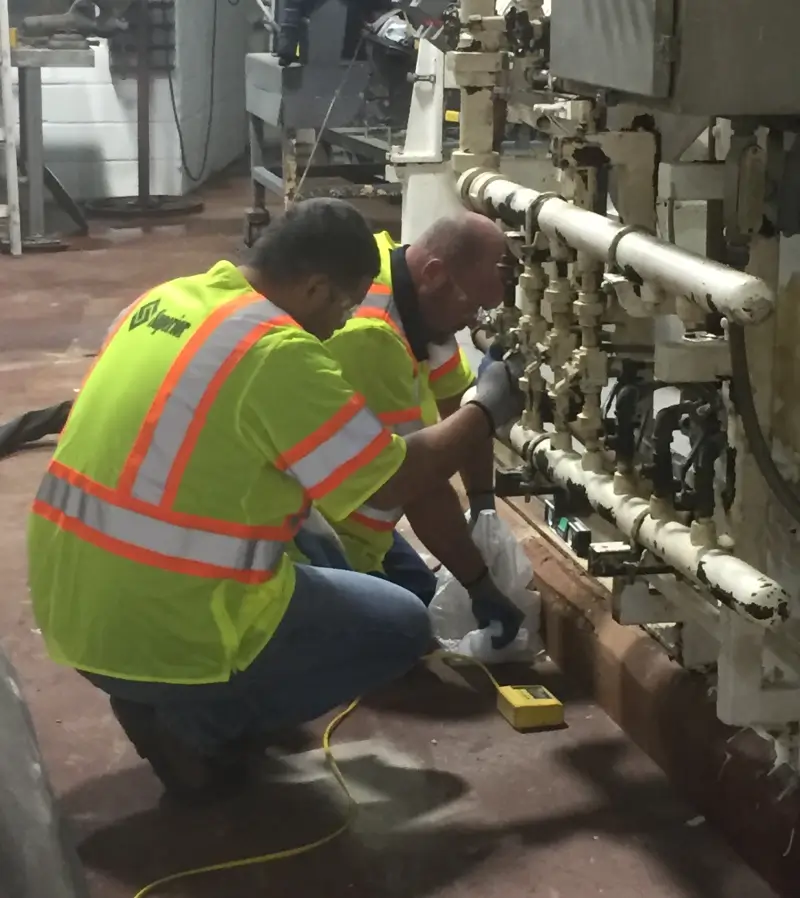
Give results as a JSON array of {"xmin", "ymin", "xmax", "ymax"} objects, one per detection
[{"xmin": 0, "ymin": 402, "xmax": 72, "ymax": 461}]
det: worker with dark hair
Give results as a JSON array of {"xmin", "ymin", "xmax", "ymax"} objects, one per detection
[
  {"xmin": 308, "ymin": 216, "xmax": 525, "ymax": 647},
  {"xmin": 27, "ymin": 198, "xmax": 526, "ymax": 802}
]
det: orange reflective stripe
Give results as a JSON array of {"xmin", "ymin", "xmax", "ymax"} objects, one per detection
[
  {"xmin": 275, "ymin": 394, "xmax": 365, "ymax": 470},
  {"xmin": 161, "ymin": 312, "xmax": 295, "ymax": 508},
  {"xmin": 119, "ymin": 294, "xmax": 298, "ymax": 505},
  {"xmin": 350, "ymin": 507, "xmax": 400, "ymax": 533},
  {"xmin": 378, "ymin": 407, "xmax": 422, "ymax": 425},
  {"xmin": 33, "ymin": 499, "xmax": 273, "ymax": 586},
  {"xmin": 428, "ymin": 340, "xmax": 461, "ymax": 383},
  {"xmin": 354, "ymin": 286, "xmax": 418, "ymax": 373},
  {"xmin": 48, "ymin": 460, "xmax": 304, "ymax": 541},
  {"xmin": 40, "ymin": 289, "xmax": 321, "ymax": 587},
  {"xmin": 304, "ymin": 428, "xmax": 392, "ymax": 500},
  {"xmin": 118, "ymin": 292, "xmax": 267, "ymax": 497}
]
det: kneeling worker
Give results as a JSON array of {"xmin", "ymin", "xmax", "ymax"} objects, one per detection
[
  {"xmin": 27, "ymin": 199, "xmax": 525, "ymax": 801},
  {"xmin": 321, "ymin": 216, "xmax": 524, "ymax": 648}
]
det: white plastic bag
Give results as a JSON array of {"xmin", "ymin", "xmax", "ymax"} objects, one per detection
[{"xmin": 428, "ymin": 510, "xmax": 543, "ymax": 662}]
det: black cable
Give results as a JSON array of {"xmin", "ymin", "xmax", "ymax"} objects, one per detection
[
  {"xmin": 0, "ymin": 403, "xmax": 72, "ymax": 461},
  {"xmin": 728, "ymin": 322, "xmax": 800, "ymax": 523},
  {"xmin": 168, "ymin": 0, "xmax": 219, "ymax": 183},
  {"xmin": 679, "ymin": 434, "xmax": 708, "ymax": 485}
]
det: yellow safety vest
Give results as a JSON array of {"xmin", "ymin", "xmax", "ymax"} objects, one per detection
[
  {"xmin": 28, "ymin": 261, "xmax": 405, "ymax": 683},
  {"xmin": 325, "ymin": 238, "xmax": 475, "ymax": 573}
]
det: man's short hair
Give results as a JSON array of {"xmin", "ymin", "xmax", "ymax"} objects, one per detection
[{"xmin": 246, "ymin": 198, "xmax": 380, "ymax": 290}]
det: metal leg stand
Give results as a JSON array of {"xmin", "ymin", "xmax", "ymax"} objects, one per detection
[
  {"xmin": 18, "ymin": 66, "xmax": 66, "ymax": 251},
  {"xmin": 84, "ymin": 0, "xmax": 203, "ymax": 220},
  {"xmin": 243, "ymin": 110, "xmax": 271, "ymax": 247},
  {"xmin": 282, "ymin": 128, "xmax": 298, "ymax": 208}
]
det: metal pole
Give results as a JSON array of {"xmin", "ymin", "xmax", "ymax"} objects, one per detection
[
  {"xmin": 136, "ymin": 0, "xmax": 151, "ymax": 206},
  {"xmin": 18, "ymin": 66, "xmax": 45, "ymax": 237},
  {"xmin": 0, "ymin": 0, "xmax": 21, "ymax": 255},
  {"xmin": 458, "ymin": 168, "xmax": 776, "ymax": 327}
]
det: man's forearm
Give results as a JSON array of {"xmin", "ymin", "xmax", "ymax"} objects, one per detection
[
  {"xmin": 437, "ymin": 393, "xmax": 495, "ymax": 497},
  {"xmin": 369, "ymin": 402, "xmax": 493, "ymax": 510},
  {"xmin": 404, "ymin": 483, "xmax": 486, "ymax": 586}
]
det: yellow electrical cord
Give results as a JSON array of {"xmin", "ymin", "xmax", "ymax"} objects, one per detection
[{"xmin": 131, "ymin": 652, "xmax": 501, "ymax": 898}]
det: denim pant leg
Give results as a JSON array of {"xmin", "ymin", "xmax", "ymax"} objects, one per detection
[
  {"xmin": 294, "ymin": 527, "xmax": 438, "ymax": 606},
  {"xmin": 85, "ymin": 563, "xmax": 431, "ymax": 756},
  {"xmin": 233, "ymin": 564, "xmax": 432, "ymax": 733},
  {"xmin": 378, "ymin": 531, "xmax": 438, "ymax": 607}
]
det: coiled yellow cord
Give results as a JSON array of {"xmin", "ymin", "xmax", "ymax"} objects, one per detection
[{"xmin": 132, "ymin": 652, "xmax": 500, "ymax": 898}]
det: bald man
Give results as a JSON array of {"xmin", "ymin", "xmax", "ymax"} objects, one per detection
[{"xmin": 302, "ymin": 214, "xmax": 525, "ymax": 649}]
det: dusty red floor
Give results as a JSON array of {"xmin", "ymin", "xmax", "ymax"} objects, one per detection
[{"xmin": 0, "ymin": 170, "xmax": 780, "ymax": 898}]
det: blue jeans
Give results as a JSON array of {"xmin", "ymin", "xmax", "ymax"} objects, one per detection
[
  {"xmin": 294, "ymin": 527, "xmax": 438, "ymax": 606},
  {"xmin": 84, "ymin": 561, "xmax": 432, "ymax": 756}
]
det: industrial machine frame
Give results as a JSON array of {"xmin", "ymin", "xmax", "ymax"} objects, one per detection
[{"xmin": 398, "ymin": 0, "xmax": 800, "ymax": 772}]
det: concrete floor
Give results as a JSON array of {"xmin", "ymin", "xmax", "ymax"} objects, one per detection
[{"xmin": 0, "ymin": 169, "xmax": 781, "ymax": 898}]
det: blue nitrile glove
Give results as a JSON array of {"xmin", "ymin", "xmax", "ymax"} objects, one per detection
[
  {"xmin": 468, "ymin": 490, "xmax": 496, "ymax": 527},
  {"xmin": 477, "ymin": 343, "xmax": 505, "ymax": 378},
  {"xmin": 468, "ymin": 351, "xmax": 526, "ymax": 433},
  {"xmin": 466, "ymin": 569, "xmax": 525, "ymax": 649}
]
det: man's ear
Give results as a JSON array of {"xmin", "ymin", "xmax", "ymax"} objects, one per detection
[
  {"xmin": 420, "ymin": 257, "xmax": 447, "ymax": 289},
  {"xmin": 305, "ymin": 274, "xmax": 330, "ymax": 304}
]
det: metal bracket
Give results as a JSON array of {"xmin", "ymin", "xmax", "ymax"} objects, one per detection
[
  {"xmin": 494, "ymin": 466, "xmax": 558, "ymax": 500},
  {"xmin": 587, "ymin": 541, "xmax": 673, "ymax": 579}
]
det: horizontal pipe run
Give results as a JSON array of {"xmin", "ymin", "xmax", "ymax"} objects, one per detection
[
  {"xmin": 509, "ymin": 424, "xmax": 791, "ymax": 630},
  {"xmin": 459, "ymin": 169, "xmax": 775, "ymax": 327}
]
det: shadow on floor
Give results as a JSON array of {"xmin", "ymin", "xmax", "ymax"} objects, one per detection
[{"xmin": 60, "ymin": 727, "xmax": 764, "ymax": 898}]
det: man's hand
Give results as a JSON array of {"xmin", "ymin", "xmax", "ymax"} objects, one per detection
[
  {"xmin": 468, "ymin": 490, "xmax": 495, "ymax": 527},
  {"xmin": 466, "ymin": 570, "xmax": 525, "ymax": 649},
  {"xmin": 468, "ymin": 352, "xmax": 526, "ymax": 433}
]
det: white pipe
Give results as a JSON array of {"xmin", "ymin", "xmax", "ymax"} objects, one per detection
[
  {"xmin": 459, "ymin": 169, "xmax": 775, "ymax": 327},
  {"xmin": 509, "ymin": 423, "xmax": 791, "ymax": 630},
  {"xmin": 0, "ymin": 1, "xmax": 21, "ymax": 257}
]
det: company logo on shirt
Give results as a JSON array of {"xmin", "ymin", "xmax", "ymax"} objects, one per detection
[{"xmin": 129, "ymin": 298, "xmax": 192, "ymax": 339}]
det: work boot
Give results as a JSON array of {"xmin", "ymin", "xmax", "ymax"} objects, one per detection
[{"xmin": 109, "ymin": 697, "xmax": 248, "ymax": 805}]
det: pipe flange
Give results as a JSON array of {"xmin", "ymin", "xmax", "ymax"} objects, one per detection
[
  {"xmin": 628, "ymin": 507, "xmax": 650, "ymax": 546},
  {"xmin": 458, "ymin": 168, "xmax": 508, "ymax": 214},
  {"xmin": 457, "ymin": 168, "xmax": 486, "ymax": 205},
  {"xmin": 525, "ymin": 431, "xmax": 552, "ymax": 464},
  {"xmin": 606, "ymin": 224, "xmax": 654, "ymax": 273},
  {"xmin": 524, "ymin": 192, "xmax": 561, "ymax": 242}
]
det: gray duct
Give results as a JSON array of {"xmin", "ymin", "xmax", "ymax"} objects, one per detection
[{"xmin": 0, "ymin": 648, "xmax": 88, "ymax": 898}]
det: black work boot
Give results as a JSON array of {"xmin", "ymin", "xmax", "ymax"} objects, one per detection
[{"xmin": 109, "ymin": 697, "xmax": 248, "ymax": 804}]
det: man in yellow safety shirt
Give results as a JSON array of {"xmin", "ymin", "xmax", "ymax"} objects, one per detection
[
  {"xmin": 305, "ymin": 215, "xmax": 525, "ymax": 650},
  {"xmin": 27, "ymin": 199, "xmax": 526, "ymax": 802}
]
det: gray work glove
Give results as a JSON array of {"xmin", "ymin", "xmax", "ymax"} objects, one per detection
[
  {"xmin": 467, "ymin": 351, "xmax": 526, "ymax": 433},
  {"xmin": 468, "ymin": 491, "xmax": 496, "ymax": 527},
  {"xmin": 466, "ymin": 569, "xmax": 525, "ymax": 650}
]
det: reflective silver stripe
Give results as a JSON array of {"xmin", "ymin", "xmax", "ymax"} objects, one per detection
[
  {"xmin": 131, "ymin": 298, "xmax": 288, "ymax": 505},
  {"xmin": 37, "ymin": 473, "xmax": 283, "ymax": 574},
  {"xmin": 287, "ymin": 406, "xmax": 386, "ymax": 493},
  {"xmin": 350, "ymin": 415, "xmax": 422, "ymax": 526},
  {"xmin": 363, "ymin": 290, "xmax": 404, "ymax": 333},
  {"xmin": 427, "ymin": 338, "xmax": 460, "ymax": 374},
  {"xmin": 354, "ymin": 502, "xmax": 402, "ymax": 527},
  {"xmin": 393, "ymin": 419, "xmax": 424, "ymax": 437}
]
